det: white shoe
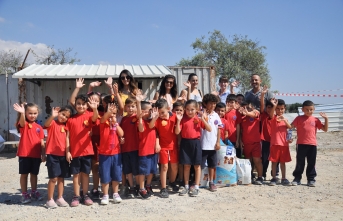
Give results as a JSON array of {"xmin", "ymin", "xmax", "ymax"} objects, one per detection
[
  {"xmin": 113, "ymin": 193, "xmax": 122, "ymax": 204},
  {"xmin": 100, "ymin": 195, "xmax": 109, "ymax": 205}
]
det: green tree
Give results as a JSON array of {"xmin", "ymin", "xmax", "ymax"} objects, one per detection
[
  {"xmin": 32, "ymin": 45, "xmax": 80, "ymax": 65},
  {"xmin": 177, "ymin": 30, "xmax": 271, "ymax": 93},
  {"xmin": 0, "ymin": 49, "xmax": 23, "ymax": 74},
  {"xmin": 287, "ymin": 102, "xmax": 302, "ymax": 113}
]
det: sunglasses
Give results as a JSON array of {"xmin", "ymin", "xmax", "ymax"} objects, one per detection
[
  {"xmin": 121, "ymin": 76, "xmax": 131, "ymax": 80},
  {"xmin": 165, "ymin": 81, "xmax": 174, "ymax": 85}
]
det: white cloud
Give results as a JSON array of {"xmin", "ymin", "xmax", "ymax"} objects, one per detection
[
  {"xmin": 0, "ymin": 17, "xmax": 5, "ymax": 23},
  {"xmin": 0, "ymin": 39, "xmax": 48, "ymax": 64},
  {"xmin": 151, "ymin": 24, "xmax": 159, "ymax": 29}
]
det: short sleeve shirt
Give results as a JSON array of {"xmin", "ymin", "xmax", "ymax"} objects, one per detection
[
  {"xmin": 260, "ymin": 112, "xmax": 271, "ymax": 142},
  {"xmin": 120, "ymin": 115, "xmax": 139, "ymax": 152},
  {"xmin": 155, "ymin": 114, "xmax": 178, "ymax": 150},
  {"xmin": 219, "ymin": 89, "xmax": 230, "ymax": 104},
  {"xmin": 17, "ymin": 122, "xmax": 44, "ymax": 158},
  {"xmin": 138, "ymin": 119, "xmax": 156, "ymax": 156},
  {"xmin": 241, "ymin": 113, "xmax": 261, "ymax": 144},
  {"xmin": 179, "ymin": 115, "xmax": 205, "ymax": 139},
  {"xmin": 201, "ymin": 112, "xmax": 223, "ymax": 150},
  {"xmin": 245, "ymin": 89, "xmax": 274, "ymax": 111},
  {"xmin": 270, "ymin": 115, "xmax": 288, "ymax": 147},
  {"xmin": 292, "ymin": 115, "xmax": 323, "ymax": 146},
  {"xmin": 224, "ymin": 109, "xmax": 242, "ymax": 143},
  {"xmin": 45, "ymin": 120, "xmax": 68, "ymax": 156},
  {"xmin": 98, "ymin": 121, "xmax": 120, "ymax": 155}
]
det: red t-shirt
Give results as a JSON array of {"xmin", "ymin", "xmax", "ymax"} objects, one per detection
[
  {"xmin": 120, "ymin": 114, "xmax": 139, "ymax": 152},
  {"xmin": 138, "ymin": 120, "xmax": 156, "ymax": 156},
  {"xmin": 219, "ymin": 117, "xmax": 229, "ymax": 141},
  {"xmin": 91, "ymin": 112, "xmax": 103, "ymax": 137},
  {"xmin": 17, "ymin": 122, "xmax": 44, "ymax": 158},
  {"xmin": 66, "ymin": 111, "xmax": 94, "ymax": 157},
  {"xmin": 179, "ymin": 115, "xmax": 205, "ymax": 139},
  {"xmin": 98, "ymin": 121, "xmax": 120, "ymax": 155},
  {"xmin": 292, "ymin": 115, "xmax": 323, "ymax": 146},
  {"xmin": 241, "ymin": 114, "xmax": 261, "ymax": 144},
  {"xmin": 270, "ymin": 115, "xmax": 288, "ymax": 147},
  {"xmin": 224, "ymin": 109, "xmax": 242, "ymax": 143},
  {"xmin": 260, "ymin": 111, "xmax": 271, "ymax": 142},
  {"xmin": 45, "ymin": 120, "xmax": 68, "ymax": 156},
  {"xmin": 154, "ymin": 114, "xmax": 177, "ymax": 150}
]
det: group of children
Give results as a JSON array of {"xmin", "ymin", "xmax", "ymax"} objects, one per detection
[{"xmin": 13, "ymin": 76, "xmax": 329, "ymax": 209}]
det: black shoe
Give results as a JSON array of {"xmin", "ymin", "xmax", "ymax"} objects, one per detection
[
  {"xmin": 159, "ymin": 188, "xmax": 169, "ymax": 198},
  {"xmin": 145, "ymin": 185, "xmax": 154, "ymax": 197},
  {"xmin": 126, "ymin": 187, "xmax": 136, "ymax": 199},
  {"xmin": 139, "ymin": 189, "xmax": 150, "ymax": 200},
  {"xmin": 169, "ymin": 182, "xmax": 179, "ymax": 192},
  {"xmin": 91, "ymin": 189, "xmax": 100, "ymax": 200}
]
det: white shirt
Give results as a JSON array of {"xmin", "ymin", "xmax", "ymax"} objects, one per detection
[{"xmin": 201, "ymin": 111, "xmax": 223, "ymax": 150}]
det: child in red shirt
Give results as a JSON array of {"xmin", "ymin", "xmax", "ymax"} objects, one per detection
[
  {"xmin": 66, "ymin": 94, "xmax": 98, "ymax": 207},
  {"xmin": 268, "ymin": 99, "xmax": 292, "ymax": 186},
  {"xmin": 175, "ymin": 100, "xmax": 211, "ymax": 197},
  {"xmin": 136, "ymin": 95, "xmax": 157, "ymax": 199},
  {"xmin": 224, "ymin": 94, "xmax": 242, "ymax": 157},
  {"xmin": 149, "ymin": 99, "xmax": 179, "ymax": 198},
  {"xmin": 239, "ymin": 101, "xmax": 263, "ymax": 185},
  {"xmin": 120, "ymin": 98, "xmax": 140, "ymax": 198},
  {"xmin": 13, "ymin": 102, "xmax": 45, "ymax": 204},
  {"xmin": 98, "ymin": 100, "xmax": 124, "ymax": 205},
  {"xmin": 291, "ymin": 100, "xmax": 328, "ymax": 187},
  {"xmin": 215, "ymin": 102, "xmax": 229, "ymax": 143},
  {"xmin": 44, "ymin": 105, "xmax": 73, "ymax": 208}
]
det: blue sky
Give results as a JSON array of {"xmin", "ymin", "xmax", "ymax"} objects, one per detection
[{"xmin": 1, "ymin": 0, "xmax": 342, "ymax": 104}]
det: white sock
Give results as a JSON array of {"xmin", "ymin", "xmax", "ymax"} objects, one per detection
[
  {"xmin": 185, "ymin": 185, "xmax": 189, "ymax": 189},
  {"xmin": 195, "ymin": 185, "xmax": 199, "ymax": 189}
]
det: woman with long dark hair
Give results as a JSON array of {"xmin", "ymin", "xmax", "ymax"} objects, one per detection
[
  {"xmin": 180, "ymin": 73, "xmax": 203, "ymax": 103},
  {"xmin": 117, "ymin": 69, "xmax": 139, "ymax": 106},
  {"xmin": 153, "ymin": 74, "xmax": 178, "ymax": 109}
]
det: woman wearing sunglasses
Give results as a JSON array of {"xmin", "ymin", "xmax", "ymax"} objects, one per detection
[
  {"xmin": 153, "ymin": 75, "xmax": 178, "ymax": 110},
  {"xmin": 117, "ymin": 69, "xmax": 139, "ymax": 109}
]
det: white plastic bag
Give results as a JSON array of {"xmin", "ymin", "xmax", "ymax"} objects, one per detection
[
  {"xmin": 200, "ymin": 166, "xmax": 209, "ymax": 188},
  {"xmin": 213, "ymin": 144, "xmax": 238, "ymax": 187},
  {"xmin": 236, "ymin": 158, "xmax": 252, "ymax": 185}
]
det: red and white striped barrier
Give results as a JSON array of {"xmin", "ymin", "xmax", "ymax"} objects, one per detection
[
  {"xmin": 275, "ymin": 93, "xmax": 343, "ymax": 97},
  {"xmin": 290, "ymin": 88, "xmax": 343, "ymax": 93}
]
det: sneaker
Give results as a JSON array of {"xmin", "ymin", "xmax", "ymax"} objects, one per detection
[
  {"xmin": 91, "ymin": 189, "xmax": 100, "ymax": 200},
  {"xmin": 55, "ymin": 197, "xmax": 69, "ymax": 207},
  {"xmin": 100, "ymin": 195, "xmax": 109, "ymax": 205},
  {"xmin": 209, "ymin": 183, "xmax": 217, "ymax": 192},
  {"xmin": 126, "ymin": 187, "xmax": 136, "ymax": 199},
  {"xmin": 159, "ymin": 188, "xmax": 169, "ymax": 198},
  {"xmin": 307, "ymin": 180, "xmax": 316, "ymax": 187},
  {"xmin": 145, "ymin": 185, "xmax": 154, "ymax": 197},
  {"xmin": 138, "ymin": 189, "xmax": 150, "ymax": 200},
  {"xmin": 179, "ymin": 187, "xmax": 189, "ymax": 196},
  {"xmin": 31, "ymin": 190, "xmax": 43, "ymax": 201},
  {"xmin": 254, "ymin": 177, "xmax": 263, "ymax": 185},
  {"xmin": 291, "ymin": 179, "xmax": 301, "ymax": 186},
  {"xmin": 119, "ymin": 185, "xmax": 128, "ymax": 196},
  {"xmin": 113, "ymin": 193, "xmax": 122, "ymax": 204},
  {"xmin": 21, "ymin": 193, "xmax": 31, "ymax": 204},
  {"xmin": 70, "ymin": 196, "xmax": 81, "ymax": 207},
  {"xmin": 83, "ymin": 194, "xmax": 93, "ymax": 206},
  {"xmin": 46, "ymin": 199, "xmax": 58, "ymax": 209},
  {"xmin": 281, "ymin": 179, "xmax": 291, "ymax": 186},
  {"xmin": 169, "ymin": 182, "xmax": 180, "ymax": 192},
  {"xmin": 189, "ymin": 188, "xmax": 199, "ymax": 197},
  {"xmin": 269, "ymin": 178, "xmax": 277, "ymax": 186}
]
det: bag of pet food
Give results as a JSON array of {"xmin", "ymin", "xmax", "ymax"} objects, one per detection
[{"xmin": 236, "ymin": 158, "xmax": 252, "ymax": 185}]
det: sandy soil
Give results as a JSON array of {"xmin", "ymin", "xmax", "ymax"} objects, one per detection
[{"xmin": 0, "ymin": 131, "xmax": 343, "ymax": 221}]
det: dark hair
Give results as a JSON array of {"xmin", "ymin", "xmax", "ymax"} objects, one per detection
[
  {"xmin": 102, "ymin": 95, "xmax": 119, "ymax": 109},
  {"xmin": 125, "ymin": 98, "xmax": 136, "ymax": 106},
  {"xmin": 155, "ymin": 99, "xmax": 169, "ymax": 109},
  {"xmin": 188, "ymin": 73, "xmax": 197, "ymax": 81},
  {"xmin": 219, "ymin": 76, "xmax": 229, "ymax": 83},
  {"xmin": 241, "ymin": 101, "xmax": 255, "ymax": 108},
  {"xmin": 16, "ymin": 102, "xmax": 40, "ymax": 132},
  {"xmin": 202, "ymin": 94, "xmax": 219, "ymax": 105},
  {"xmin": 172, "ymin": 101, "xmax": 183, "ymax": 110},
  {"xmin": 216, "ymin": 102, "xmax": 226, "ymax": 109},
  {"xmin": 59, "ymin": 105, "xmax": 74, "ymax": 115},
  {"xmin": 277, "ymin": 99, "xmax": 286, "ymax": 107},
  {"xmin": 226, "ymin": 94, "xmax": 237, "ymax": 103},
  {"xmin": 75, "ymin": 94, "xmax": 88, "ymax": 104},
  {"xmin": 185, "ymin": 99, "xmax": 198, "ymax": 109},
  {"xmin": 118, "ymin": 69, "xmax": 138, "ymax": 96},
  {"xmin": 87, "ymin": 91, "xmax": 101, "ymax": 99},
  {"xmin": 141, "ymin": 101, "xmax": 152, "ymax": 110},
  {"xmin": 159, "ymin": 75, "xmax": 178, "ymax": 101},
  {"xmin": 100, "ymin": 93, "xmax": 108, "ymax": 99},
  {"xmin": 302, "ymin": 100, "xmax": 314, "ymax": 107},
  {"xmin": 265, "ymin": 100, "xmax": 273, "ymax": 108},
  {"xmin": 236, "ymin": 94, "xmax": 244, "ymax": 99}
]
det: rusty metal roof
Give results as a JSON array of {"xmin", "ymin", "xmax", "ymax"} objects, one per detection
[{"xmin": 12, "ymin": 64, "xmax": 172, "ymax": 79}]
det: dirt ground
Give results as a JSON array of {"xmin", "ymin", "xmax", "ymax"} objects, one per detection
[{"xmin": 0, "ymin": 131, "xmax": 343, "ymax": 221}]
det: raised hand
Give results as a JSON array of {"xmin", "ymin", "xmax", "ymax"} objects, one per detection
[
  {"xmin": 261, "ymin": 85, "xmax": 268, "ymax": 95},
  {"xmin": 88, "ymin": 97, "xmax": 98, "ymax": 110},
  {"xmin": 107, "ymin": 103, "xmax": 117, "ymax": 113},
  {"xmin": 183, "ymin": 81, "xmax": 191, "ymax": 88},
  {"xmin": 270, "ymin": 97, "xmax": 278, "ymax": 106},
  {"xmin": 239, "ymin": 106, "xmax": 248, "ymax": 116},
  {"xmin": 90, "ymin": 81, "xmax": 102, "ymax": 88},
  {"xmin": 177, "ymin": 93, "xmax": 187, "ymax": 102},
  {"xmin": 13, "ymin": 103, "xmax": 25, "ymax": 114},
  {"xmin": 176, "ymin": 111, "xmax": 183, "ymax": 121},
  {"xmin": 200, "ymin": 110, "xmax": 208, "ymax": 121},
  {"xmin": 230, "ymin": 80, "xmax": 239, "ymax": 88},
  {"xmin": 51, "ymin": 107, "xmax": 60, "ymax": 118},
  {"xmin": 276, "ymin": 115, "xmax": 287, "ymax": 122},
  {"xmin": 112, "ymin": 82, "xmax": 119, "ymax": 94},
  {"xmin": 319, "ymin": 112, "xmax": 328, "ymax": 119},
  {"xmin": 104, "ymin": 77, "xmax": 113, "ymax": 87},
  {"xmin": 151, "ymin": 107, "xmax": 159, "ymax": 119},
  {"xmin": 136, "ymin": 94, "xmax": 147, "ymax": 102},
  {"xmin": 76, "ymin": 78, "xmax": 85, "ymax": 89}
]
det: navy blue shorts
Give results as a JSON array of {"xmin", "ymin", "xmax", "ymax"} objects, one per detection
[
  {"xmin": 70, "ymin": 155, "xmax": 92, "ymax": 175},
  {"xmin": 99, "ymin": 154, "xmax": 122, "ymax": 184},
  {"xmin": 122, "ymin": 150, "xmax": 139, "ymax": 176},
  {"xmin": 138, "ymin": 154, "xmax": 157, "ymax": 175},
  {"xmin": 179, "ymin": 138, "xmax": 202, "ymax": 165},
  {"xmin": 201, "ymin": 150, "xmax": 217, "ymax": 169},
  {"xmin": 46, "ymin": 154, "xmax": 70, "ymax": 179},
  {"xmin": 19, "ymin": 157, "xmax": 41, "ymax": 175}
]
